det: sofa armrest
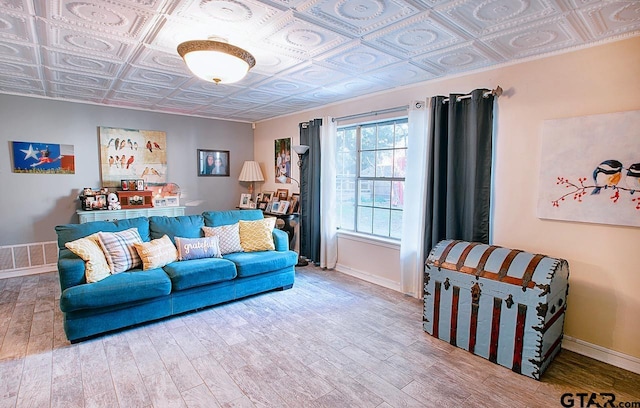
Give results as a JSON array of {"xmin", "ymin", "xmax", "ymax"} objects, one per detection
[
  {"xmin": 57, "ymin": 249, "xmax": 87, "ymax": 291},
  {"xmin": 272, "ymin": 229, "xmax": 289, "ymax": 251}
]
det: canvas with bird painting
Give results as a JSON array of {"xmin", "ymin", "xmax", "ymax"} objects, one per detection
[{"xmin": 99, "ymin": 127, "xmax": 167, "ymax": 188}]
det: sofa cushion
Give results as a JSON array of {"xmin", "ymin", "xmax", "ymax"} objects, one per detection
[
  {"xmin": 149, "ymin": 215, "xmax": 204, "ymax": 243},
  {"xmin": 56, "ymin": 217, "xmax": 150, "ymax": 249},
  {"xmin": 97, "ymin": 228, "xmax": 143, "ymax": 274},
  {"xmin": 175, "ymin": 236, "xmax": 222, "ymax": 261},
  {"xmin": 203, "ymin": 209, "xmax": 263, "ymax": 227},
  {"xmin": 162, "ymin": 258, "xmax": 237, "ymax": 291},
  {"xmin": 133, "ymin": 235, "xmax": 178, "ymax": 270},
  {"xmin": 64, "ymin": 233, "xmax": 111, "ymax": 283},
  {"xmin": 60, "ymin": 268, "xmax": 172, "ymax": 312},
  {"xmin": 202, "ymin": 223, "xmax": 243, "ymax": 255},
  {"xmin": 223, "ymin": 250, "xmax": 298, "ymax": 278},
  {"xmin": 239, "ymin": 218, "xmax": 276, "ymax": 252}
]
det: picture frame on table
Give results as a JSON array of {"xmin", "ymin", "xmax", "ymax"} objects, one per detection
[
  {"xmin": 255, "ymin": 193, "xmax": 263, "ymax": 203},
  {"xmin": 276, "ymin": 188, "xmax": 288, "ymax": 201},
  {"xmin": 258, "ymin": 201, "xmax": 267, "ymax": 210},
  {"xmin": 270, "ymin": 201, "xmax": 280, "ymax": 213},
  {"xmin": 239, "ymin": 193, "xmax": 252, "ymax": 208},
  {"xmin": 276, "ymin": 200, "xmax": 289, "ymax": 214},
  {"xmin": 165, "ymin": 195, "xmax": 179, "ymax": 207},
  {"xmin": 198, "ymin": 149, "xmax": 230, "ymax": 177},
  {"xmin": 288, "ymin": 193, "xmax": 299, "ymax": 214},
  {"xmin": 262, "ymin": 191, "xmax": 273, "ymax": 203}
]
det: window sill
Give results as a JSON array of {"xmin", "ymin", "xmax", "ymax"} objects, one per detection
[{"xmin": 336, "ymin": 230, "xmax": 400, "ymax": 250}]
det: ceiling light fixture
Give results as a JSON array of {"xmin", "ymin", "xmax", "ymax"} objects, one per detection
[{"xmin": 177, "ymin": 36, "xmax": 256, "ymax": 84}]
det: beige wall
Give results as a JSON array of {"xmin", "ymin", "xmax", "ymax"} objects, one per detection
[{"xmin": 254, "ymin": 36, "xmax": 640, "ymax": 360}]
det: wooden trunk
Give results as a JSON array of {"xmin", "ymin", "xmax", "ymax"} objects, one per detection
[{"xmin": 423, "ymin": 239, "xmax": 569, "ymax": 380}]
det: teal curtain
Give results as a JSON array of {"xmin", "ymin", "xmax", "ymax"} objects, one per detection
[
  {"xmin": 424, "ymin": 89, "xmax": 495, "ymax": 255},
  {"xmin": 299, "ymin": 118, "xmax": 322, "ymax": 264}
]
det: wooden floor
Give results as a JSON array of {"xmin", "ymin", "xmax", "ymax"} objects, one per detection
[{"xmin": 0, "ymin": 267, "xmax": 639, "ymax": 408}]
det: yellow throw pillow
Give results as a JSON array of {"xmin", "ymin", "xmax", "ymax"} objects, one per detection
[
  {"xmin": 65, "ymin": 233, "xmax": 111, "ymax": 283},
  {"xmin": 238, "ymin": 218, "xmax": 276, "ymax": 252},
  {"xmin": 133, "ymin": 235, "xmax": 178, "ymax": 270}
]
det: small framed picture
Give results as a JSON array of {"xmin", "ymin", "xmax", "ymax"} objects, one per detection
[
  {"xmin": 121, "ymin": 180, "xmax": 129, "ymax": 191},
  {"xmin": 239, "ymin": 193, "xmax": 252, "ymax": 208},
  {"xmin": 258, "ymin": 201, "xmax": 267, "ymax": 210},
  {"xmin": 277, "ymin": 200, "xmax": 289, "ymax": 214},
  {"xmin": 136, "ymin": 179, "xmax": 144, "ymax": 191},
  {"xmin": 262, "ymin": 191, "xmax": 273, "ymax": 202},
  {"xmin": 288, "ymin": 194, "xmax": 299, "ymax": 214},
  {"xmin": 249, "ymin": 201, "xmax": 257, "ymax": 209},
  {"xmin": 154, "ymin": 197, "xmax": 167, "ymax": 207},
  {"xmin": 265, "ymin": 201, "xmax": 273, "ymax": 212},
  {"xmin": 271, "ymin": 201, "xmax": 280, "ymax": 213},
  {"xmin": 198, "ymin": 149, "xmax": 230, "ymax": 177},
  {"xmin": 276, "ymin": 188, "xmax": 288, "ymax": 201},
  {"xmin": 128, "ymin": 180, "xmax": 136, "ymax": 191},
  {"xmin": 165, "ymin": 195, "xmax": 179, "ymax": 207},
  {"xmin": 255, "ymin": 193, "xmax": 263, "ymax": 203}
]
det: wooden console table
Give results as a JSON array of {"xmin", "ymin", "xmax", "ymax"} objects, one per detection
[{"xmin": 77, "ymin": 206, "xmax": 185, "ymax": 223}]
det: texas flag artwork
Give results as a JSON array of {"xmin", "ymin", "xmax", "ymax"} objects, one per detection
[{"xmin": 11, "ymin": 141, "xmax": 75, "ymax": 174}]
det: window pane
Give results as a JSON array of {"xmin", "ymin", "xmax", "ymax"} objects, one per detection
[
  {"xmin": 373, "ymin": 208, "xmax": 390, "ymax": 236},
  {"xmin": 391, "ymin": 180, "xmax": 404, "ymax": 209},
  {"xmin": 395, "ymin": 122, "xmax": 408, "ymax": 148},
  {"xmin": 337, "ymin": 129, "xmax": 345, "ymax": 150},
  {"xmin": 390, "ymin": 210, "xmax": 403, "ymax": 239},
  {"xmin": 357, "ymin": 206, "xmax": 372, "ymax": 234},
  {"xmin": 393, "ymin": 148, "xmax": 406, "ymax": 178},
  {"xmin": 377, "ymin": 123, "xmax": 394, "ymax": 149},
  {"xmin": 345, "ymin": 128, "xmax": 357, "ymax": 151},
  {"xmin": 361, "ymin": 125, "xmax": 376, "ymax": 150},
  {"xmin": 337, "ymin": 178, "xmax": 355, "ymax": 230},
  {"xmin": 373, "ymin": 180, "xmax": 391, "ymax": 208},
  {"xmin": 360, "ymin": 151, "xmax": 375, "ymax": 177},
  {"xmin": 358, "ymin": 180, "xmax": 372, "ymax": 206},
  {"xmin": 375, "ymin": 150, "xmax": 393, "ymax": 177}
]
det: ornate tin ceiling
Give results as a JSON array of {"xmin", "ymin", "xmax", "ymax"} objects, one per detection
[{"xmin": 0, "ymin": 0, "xmax": 638, "ymax": 122}]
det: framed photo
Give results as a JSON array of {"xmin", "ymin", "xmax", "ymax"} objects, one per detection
[
  {"xmin": 275, "ymin": 138, "xmax": 292, "ymax": 184},
  {"xmin": 165, "ymin": 195, "xmax": 179, "ymax": 207},
  {"xmin": 198, "ymin": 149, "xmax": 229, "ymax": 177},
  {"xmin": 258, "ymin": 201, "xmax": 267, "ymax": 210},
  {"xmin": 154, "ymin": 197, "xmax": 167, "ymax": 207},
  {"xmin": 262, "ymin": 191, "xmax": 274, "ymax": 202},
  {"xmin": 288, "ymin": 193, "xmax": 299, "ymax": 214},
  {"xmin": 276, "ymin": 200, "xmax": 289, "ymax": 214},
  {"xmin": 255, "ymin": 192, "xmax": 263, "ymax": 203},
  {"xmin": 271, "ymin": 201, "xmax": 280, "ymax": 213},
  {"xmin": 249, "ymin": 201, "xmax": 257, "ymax": 209},
  {"xmin": 121, "ymin": 179, "xmax": 129, "ymax": 191},
  {"xmin": 265, "ymin": 201, "xmax": 273, "ymax": 212},
  {"xmin": 136, "ymin": 179, "xmax": 144, "ymax": 191},
  {"xmin": 239, "ymin": 193, "xmax": 252, "ymax": 208},
  {"xmin": 276, "ymin": 188, "xmax": 288, "ymax": 201}
]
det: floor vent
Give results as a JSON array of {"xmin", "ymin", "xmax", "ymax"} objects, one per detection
[{"xmin": 0, "ymin": 241, "xmax": 58, "ymax": 279}]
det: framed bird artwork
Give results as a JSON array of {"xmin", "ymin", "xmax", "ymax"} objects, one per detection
[
  {"xmin": 98, "ymin": 126, "xmax": 167, "ymax": 188},
  {"xmin": 537, "ymin": 110, "xmax": 640, "ymax": 228}
]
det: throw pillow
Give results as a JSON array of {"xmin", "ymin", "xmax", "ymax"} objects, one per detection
[
  {"xmin": 238, "ymin": 218, "xmax": 276, "ymax": 252},
  {"xmin": 64, "ymin": 233, "xmax": 111, "ymax": 283},
  {"xmin": 97, "ymin": 228, "xmax": 143, "ymax": 274},
  {"xmin": 202, "ymin": 223, "xmax": 243, "ymax": 255},
  {"xmin": 174, "ymin": 236, "xmax": 222, "ymax": 261},
  {"xmin": 133, "ymin": 235, "xmax": 178, "ymax": 270}
]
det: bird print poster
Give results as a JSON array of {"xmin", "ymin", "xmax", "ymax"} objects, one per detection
[
  {"xmin": 537, "ymin": 110, "xmax": 640, "ymax": 228},
  {"xmin": 99, "ymin": 127, "xmax": 167, "ymax": 188},
  {"xmin": 11, "ymin": 141, "xmax": 75, "ymax": 174}
]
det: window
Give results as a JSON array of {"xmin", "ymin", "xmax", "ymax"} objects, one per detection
[{"xmin": 336, "ymin": 118, "xmax": 408, "ymax": 239}]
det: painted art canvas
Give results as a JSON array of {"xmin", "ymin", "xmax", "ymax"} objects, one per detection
[
  {"xmin": 11, "ymin": 141, "xmax": 75, "ymax": 174},
  {"xmin": 99, "ymin": 127, "xmax": 167, "ymax": 188},
  {"xmin": 537, "ymin": 110, "xmax": 640, "ymax": 228},
  {"xmin": 275, "ymin": 137, "xmax": 291, "ymax": 184}
]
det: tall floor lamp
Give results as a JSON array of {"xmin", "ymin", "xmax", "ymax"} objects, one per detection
[{"xmin": 292, "ymin": 145, "xmax": 309, "ymax": 266}]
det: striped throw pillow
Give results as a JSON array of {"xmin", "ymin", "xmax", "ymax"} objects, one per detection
[
  {"xmin": 97, "ymin": 228, "xmax": 143, "ymax": 274},
  {"xmin": 133, "ymin": 235, "xmax": 178, "ymax": 270}
]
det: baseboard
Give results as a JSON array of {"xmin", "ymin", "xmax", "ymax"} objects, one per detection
[
  {"xmin": 335, "ymin": 263, "xmax": 402, "ymax": 292},
  {"xmin": 562, "ymin": 335, "xmax": 640, "ymax": 375},
  {"xmin": 0, "ymin": 265, "xmax": 57, "ymax": 279}
]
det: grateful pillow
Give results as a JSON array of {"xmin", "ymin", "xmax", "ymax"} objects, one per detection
[
  {"xmin": 133, "ymin": 235, "xmax": 178, "ymax": 270},
  {"xmin": 238, "ymin": 218, "xmax": 276, "ymax": 252},
  {"xmin": 97, "ymin": 228, "xmax": 143, "ymax": 274},
  {"xmin": 174, "ymin": 236, "xmax": 222, "ymax": 261},
  {"xmin": 64, "ymin": 233, "xmax": 111, "ymax": 283},
  {"xmin": 202, "ymin": 223, "xmax": 243, "ymax": 255}
]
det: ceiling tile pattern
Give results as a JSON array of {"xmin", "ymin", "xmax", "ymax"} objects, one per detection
[{"xmin": 0, "ymin": 0, "xmax": 638, "ymax": 122}]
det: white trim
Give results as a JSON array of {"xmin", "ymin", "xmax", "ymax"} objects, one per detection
[
  {"xmin": 562, "ymin": 335, "xmax": 640, "ymax": 375},
  {"xmin": 0, "ymin": 265, "xmax": 57, "ymax": 279},
  {"xmin": 335, "ymin": 263, "xmax": 401, "ymax": 292},
  {"xmin": 337, "ymin": 230, "xmax": 400, "ymax": 250}
]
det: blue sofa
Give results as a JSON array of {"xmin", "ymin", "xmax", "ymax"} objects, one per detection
[{"xmin": 55, "ymin": 210, "xmax": 298, "ymax": 342}]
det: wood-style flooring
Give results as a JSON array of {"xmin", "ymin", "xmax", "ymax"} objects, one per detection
[{"xmin": 0, "ymin": 266, "xmax": 639, "ymax": 408}]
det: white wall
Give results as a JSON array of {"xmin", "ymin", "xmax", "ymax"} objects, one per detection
[
  {"xmin": 254, "ymin": 36, "xmax": 640, "ymax": 361},
  {"xmin": 0, "ymin": 95, "xmax": 254, "ymax": 246}
]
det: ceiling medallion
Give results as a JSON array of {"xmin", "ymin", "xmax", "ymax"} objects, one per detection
[{"xmin": 177, "ymin": 37, "xmax": 256, "ymax": 84}]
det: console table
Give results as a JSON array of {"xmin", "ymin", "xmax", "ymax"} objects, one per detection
[{"xmin": 77, "ymin": 206, "xmax": 185, "ymax": 223}]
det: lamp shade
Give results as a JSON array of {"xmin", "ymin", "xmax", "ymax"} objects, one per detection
[
  {"xmin": 238, "ymin": 161, "xmax": 264, "ymax": 182},
  {"xmin": 177, "ymin": 38, "xmax": 256, "ymax": 84},
  {"xmin": 293, "ymin": 145, "xmax": 309, "ymax": 155}
]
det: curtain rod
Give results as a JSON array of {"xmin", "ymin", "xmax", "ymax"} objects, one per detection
[
  {"xmin": 442, "ymin": 86, "xmax": 503, "ymax": 104},
  {"xmin": 332, "ymin": 105, "xmax": 409, "ymax": 123}
]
